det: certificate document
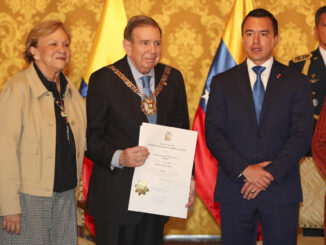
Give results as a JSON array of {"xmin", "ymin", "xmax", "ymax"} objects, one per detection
[{"xmin": 128, "ymin": 123, "xmax": 198, "ymax": 219}]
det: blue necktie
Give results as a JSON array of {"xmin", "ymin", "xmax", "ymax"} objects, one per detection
[
  {"xmin": 252, "ymin": 66, "xmax": 266, "ymax": 125},
  {"xmin": 141, "ymin": 75, "xmax": 151, "ymax": 97},
  {"xmin": 140, "ymin": 76, "xmax": 157, "ymax": 124}
]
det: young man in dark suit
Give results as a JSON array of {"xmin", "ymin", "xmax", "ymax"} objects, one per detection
[
  {"xmin": 205, "ymin": 9, "xmax": 313, "ymax": 245},
  {"xmin": 85, "ymin": 15, "xmax": 195, "ymax": 245}
]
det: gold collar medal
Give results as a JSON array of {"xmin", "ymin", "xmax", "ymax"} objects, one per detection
[{"xmin": 108, "ymin": 65, "xmax": 171, "ymax": 116}]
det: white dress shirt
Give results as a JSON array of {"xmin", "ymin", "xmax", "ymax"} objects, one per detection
[
  {"xmin": 319, "ymin": 46, "xmax": 326, "ymax": 67},
  {"xmin": 246, "ymin": 56, "xmax": 274, "ymax": 90}
]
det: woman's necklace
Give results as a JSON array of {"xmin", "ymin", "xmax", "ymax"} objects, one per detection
[{"xmin": 54, "ymin": 94, "xmax": 70, "ymax": 143}]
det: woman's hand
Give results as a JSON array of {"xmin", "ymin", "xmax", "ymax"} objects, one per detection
[{"xmin": 2, "ymin": 214, "xmax": 21, "ymax": 235}]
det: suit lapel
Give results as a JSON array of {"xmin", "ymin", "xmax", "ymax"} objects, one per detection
[
  {"xmin": 236, "ymin": 62, "xmax": 258, "ymax": 126},
  {"xmin": 117, "ymin": 56, "xmax": 138, "ymax": 86},
  {"xmin": 115, "ymin": 56, "xmax": 148, "ymax": 123},
  {"xmin": 313, "ymin": 48, "xmax": 325, "ymax": 67},
  {"xmin": 310, "ymin": 49, "xmax": 326, "ymax": 79},
  {"xmin": 259, "ymin": 60, "xmax": 283, "ymax": 125},
  {"xmin": 154, "ymin": 64, "xmax": 164, "ymax": 124}
]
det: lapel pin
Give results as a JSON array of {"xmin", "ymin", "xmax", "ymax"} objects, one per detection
[{"xmin": 276, "ymin": 73, "xmax": 281, "ymax": 78}]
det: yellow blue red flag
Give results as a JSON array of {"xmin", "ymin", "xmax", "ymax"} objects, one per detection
[
  {"xmin": 80, "ymin": 0, "xmax": 127, "ymax": 236},
  {"xmin": 79, "ymin": 0, "xmax": 127, "ymax": 97},
  {"xmin": 193, "ymin": 0, "xmax": 253, "ymax": 227}
]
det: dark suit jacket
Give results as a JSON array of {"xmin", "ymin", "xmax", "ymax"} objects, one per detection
[
  {"xmin": 205, "ymin": 59, "xmax": 313, "ymax": 203},
  {"xmin": 86, "ymin": 56, "xmax": 189, "ymax": 225},
  {"xmin": 289, "ymin": 48, "xmax": 326, "ymax": 132}
]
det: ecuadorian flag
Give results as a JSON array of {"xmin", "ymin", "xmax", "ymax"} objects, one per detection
[
  {"xmin": 193, "ymin": 0, "xmax": 253, "ymax": 228},
  {"xmin": 80, "ymin": 0, "xmax": 127, "ymax": 236},
  {"xmin": 79, "ymin": 0, "xmax": 127, "ymax": 97}
]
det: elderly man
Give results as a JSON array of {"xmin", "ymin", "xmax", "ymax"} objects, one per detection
[
  {"xmin": 205, "ymin": 9, "xmax": 313, "ymax": 245},
  {"xmin": 85, "ymin": 15, "xmax": 195, "ymax": 245}
]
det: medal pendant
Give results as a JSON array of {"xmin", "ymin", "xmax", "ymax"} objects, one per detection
[{"xmin": 141, "ymin": 96, "xmax": 156, "ymax": 116}]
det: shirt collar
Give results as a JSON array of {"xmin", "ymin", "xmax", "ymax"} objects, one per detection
[
  {"xmin": 319, "ymin": 46, "xmax": 326, "ymax": 67},
  {"xmin": 127, "ymin": 56, "xmax": 155, "ymax": 82},
  {"xmin": 246, "ymin": 57, "xmax": 274, "ymax": 89},
  {"xmin": 246, "ymin": 56, "xmax": 274, "ymax": 73},
  {"xmin": 33, "ymin": 62, "xmax": 68, "ymax": 97}
]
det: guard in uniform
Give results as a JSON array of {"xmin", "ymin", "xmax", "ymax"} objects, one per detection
[
  {"xmin": 289, "ymin": 6, "xmax": 326, "ymax": 240},
  {"xmin": 289, "ymin": 49, "xmax": 326, "ymax": 133}
]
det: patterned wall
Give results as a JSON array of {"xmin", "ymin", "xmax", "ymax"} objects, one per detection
[{"xmin": 1, "ymin": 0, "xmax": 326, "ymax": 236}]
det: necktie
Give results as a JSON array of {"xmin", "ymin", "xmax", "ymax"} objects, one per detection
[
  {"xmin": 140, "ymin": 75, "xmax": 157, "ymax": 124},
  {"xmin": 252, "ymin": 66, "xmax": 266, "ymax": 125},
  {"xmin": 140, "ymin": 75, "xmax": 151, "ymax": 97}
]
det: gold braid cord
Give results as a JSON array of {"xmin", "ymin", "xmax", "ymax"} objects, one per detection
[
  {"xmin": 301, "ymin": 58, "xmax": 311, "ymax": 76},
  {"xmin": 107, "ymin": 65, "xmax": 171, "ymax": 116}
]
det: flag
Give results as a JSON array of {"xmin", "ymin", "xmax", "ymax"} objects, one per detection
[
  {"xmin": 79, "ymin": 0, "xmax": 127, "ymax": 98},
  {"xmin": 80, "ymin": 0, "xmax": 127, "ymax": 236},
  {"xmin": 193, "ymin": 0, "xmax": 253, "ymax": 229}
]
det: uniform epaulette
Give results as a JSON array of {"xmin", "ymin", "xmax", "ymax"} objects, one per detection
[{"xmin": 292, "ymin": 53, "xmax": 312, "ymax": 63}]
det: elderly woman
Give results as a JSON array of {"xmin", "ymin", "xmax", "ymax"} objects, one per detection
[{"xmin": 0, "ymin": 20, "xmax": 86, "ymax": 244}]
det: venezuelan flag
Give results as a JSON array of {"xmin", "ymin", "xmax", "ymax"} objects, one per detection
[
  {"xmin": 193, "ymin": 0, "xmax": 253, "ymax": 228},
  {"xmin": 80, "ymin": 0, "xmax": 127, "ymax": 236}
]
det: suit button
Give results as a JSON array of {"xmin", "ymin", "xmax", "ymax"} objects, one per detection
[{"xmin": 257, "ymin": 133, "xmax": 262, "ymax": 138}]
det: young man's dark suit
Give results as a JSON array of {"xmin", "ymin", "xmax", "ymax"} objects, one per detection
[
  {"xmin": 205, "ymin": 59, "xmax": 313, "ymax": 245},
  {"xmin": 289, "ymin": 48, "xmax": 326, "ymax": 132},
  {"xmin": 85, "ymin": 56, "xmax": 189, "ymax": 243}
]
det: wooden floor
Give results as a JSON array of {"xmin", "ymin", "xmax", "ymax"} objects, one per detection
[
  {"xmin": 78, "ymin": 232, "xmax": 324, "ymax": 245},
  {"xmin": 163, "ymin": 233, "xmax": 324, "ymax": 245}
]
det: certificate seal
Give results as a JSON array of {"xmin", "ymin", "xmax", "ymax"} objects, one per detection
[{"xmin": 135, "ymin": 180, "xmax": 150, "ymax": 195}]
